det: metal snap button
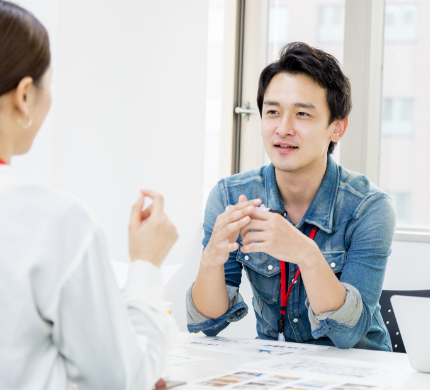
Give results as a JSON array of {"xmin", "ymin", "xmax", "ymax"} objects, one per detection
[
  {"xmin": 268, "ymin": 265, "xmax": 273, "ymax": 270},
  {"xmin": 293, "ymin": 318, "xmax": 298, "ymax": 323},
  {"xmin": 293, "ymin": 280, "xmax": 297, "ymax": 284},
  {"xmin": 330, "ymin": 262, "xmax": 336, "ymax": 268},
  {"xmin": 244, "ymin": 255, "xmax": 249, "ymax": 260}
]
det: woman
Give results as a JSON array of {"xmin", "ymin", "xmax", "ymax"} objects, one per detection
[{"xmin": 0, "ymin": 1, "xmax": 178, "ymax": 389}]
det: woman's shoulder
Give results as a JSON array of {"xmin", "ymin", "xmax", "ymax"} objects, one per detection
[{"xmin": 1, "ymin": 183, "xmax": 100, "ymax": 231}]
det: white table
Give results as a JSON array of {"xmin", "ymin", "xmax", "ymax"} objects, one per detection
[{"xmin": 167, "ymin": 332, "xmax": 430, "ymax": 389}]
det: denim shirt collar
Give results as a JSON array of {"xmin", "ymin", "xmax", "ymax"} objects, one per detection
[{"xmin": 264, "ymin": 154, "xmax": 339, "ymax": 234}]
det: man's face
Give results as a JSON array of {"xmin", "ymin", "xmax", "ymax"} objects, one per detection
[{"xmin": 261, "ymin": 72, "xmax": 335, "ymax": 174}]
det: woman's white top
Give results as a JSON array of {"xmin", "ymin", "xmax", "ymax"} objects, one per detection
[{"xmin": 0, "ymin": 165, "xmax": 178, "ymax": 390}]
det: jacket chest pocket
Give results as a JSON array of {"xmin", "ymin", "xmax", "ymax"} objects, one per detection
[
  {"xmin": 322, "ymin": 250, "xmax": 346, "ymax": 276},
  {"xmin": 237, "ymin": 249, "xmax": 280, "ymax": 305}
]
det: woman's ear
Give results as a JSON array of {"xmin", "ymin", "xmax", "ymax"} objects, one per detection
[
  {"xmin": 331, "ymin": 116, "xmax": 348, "ymax": 143},
  {"xmin": 13, "ymin": 77, "xmax": 34, "ymax": 116}
]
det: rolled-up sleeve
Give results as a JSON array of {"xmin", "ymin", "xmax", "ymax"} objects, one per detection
[
  {"xmin": 306, "ymin": 282, "xmax": 363, "ymax": 334},
  {"xmin": 306, "ymin": 194, "xmax": 396, "ymax": 349},
  {"xmin": 186, "ymin": 284, "xmax": 248, "ymax": 335},
  {"xmin": 186, "ymin": 182, "xmax": 248, "ymax": 336}
]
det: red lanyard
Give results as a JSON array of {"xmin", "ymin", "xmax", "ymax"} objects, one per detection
[
  {"xmin": 280, "ymin": 227, "xmax": 317, "ymax": 316},
  {"xmin": 0, "ymin": 158, "xmax": 7, "ymax": 165}
]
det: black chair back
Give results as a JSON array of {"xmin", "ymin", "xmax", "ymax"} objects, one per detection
[{"xmin": 380, "ymin": 289, "xmax": 430, "ymax": 353}]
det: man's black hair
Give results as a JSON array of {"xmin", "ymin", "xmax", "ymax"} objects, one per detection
[{"xmin": 257, "ymin": 42, "xmax": 352, "ymax": 154}]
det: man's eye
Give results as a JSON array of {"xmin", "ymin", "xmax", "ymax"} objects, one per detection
[
  {"xmin": 267, "ymin": 110, "xmax": 278, "ymax": 115},
  {"xmin": 297, "ymin": 112, "xmax": 309, "ymax": 117}
]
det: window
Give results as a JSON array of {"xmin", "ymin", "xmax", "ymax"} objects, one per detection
[
  {"xmin": 379, "ymin": 0, "xmax": 430, "ymax": 228},
  {"xmin": 318, "ymin": 5, "xmax": 345, "ymax": 43},
  {"xmin": 389, "ymin": 193, "xmax": 411, "ymax": 226},
  {"xmin": 385, "ymin": 4, "xmax": 418, "ymax": 42},
  {"xmin": 267, "ymin": 6, "xmax": 289, "ymax": 63},
  {"xmin": 381, "ymin": 98, "xmax": 414, "ymax": 136}
]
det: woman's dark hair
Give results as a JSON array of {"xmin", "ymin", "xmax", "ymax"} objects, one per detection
[
  {"xmin": 0, "ymin": 1, "xmax": 50, "ymax": 97},
  {"xmin": 257, "ymin": 42, "xmax": 352, "ymax": 154}
]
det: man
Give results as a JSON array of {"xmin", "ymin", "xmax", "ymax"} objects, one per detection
[{"xmin": 187, "ymin": 42, "xmax": 395, "ymax": 351}]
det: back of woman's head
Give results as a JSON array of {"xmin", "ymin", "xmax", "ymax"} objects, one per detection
[{"xmin": 0, "ymin": 1, "xmax": 50, "ymax": 97}]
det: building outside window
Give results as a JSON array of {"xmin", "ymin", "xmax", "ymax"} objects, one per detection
[
  {"xmin": 388, "ymin": 192, "xmax": 411, "ymax": 226},
  {"xmin": 318, "ymin": 5, "xmax": 345, "ymax": 43},
  {"xmin": 381, "ymin": 98, "xmax": 414, "ymax": 136},
  {"xmin": 385, "ymin": 3, "xmax": 418, "ymax": 42},
  {"xmin": 379, "ymin": 0, "xmax": 430, "ymax": 228}
]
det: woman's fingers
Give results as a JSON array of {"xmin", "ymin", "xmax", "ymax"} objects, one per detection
[
  {"xmin": 140, "ymin": 189, "xmax": 164, "ymax": 215},
  {"xmin": 140, "ymin": 204, "xmax": 154, "ymax": 221},
  {"xmin": 129, "ymin": 193, "xmax": 145, "ymax": 229}
]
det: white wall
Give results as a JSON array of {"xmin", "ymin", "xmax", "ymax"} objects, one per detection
[
  {"xmin": 384, "ymin": 240, "xmax": 430, "ymax": 291},
  {"xmin": 13, "ymin": 0, "xmax": 209, "ymax": 331}
]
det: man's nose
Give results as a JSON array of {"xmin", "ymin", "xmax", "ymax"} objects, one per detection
[{"xmin": 276, "ymin": 115, "xmax": 295, "ymax": 137}]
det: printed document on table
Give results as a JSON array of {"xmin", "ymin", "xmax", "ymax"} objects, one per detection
[
  {"xmin": 240, "ymin": 355, "xmax": 414, "ymax": 386},
  {"xmin": 174, "ymin": 336, "xmax": 328, "ymax": 358},
  {"xmin": 186, "ymin": 368, "xmax": 388, "ymax": 390},
  {"xmin": 167, "ymin": 353, "xmax": 211, "ymax": 365}
]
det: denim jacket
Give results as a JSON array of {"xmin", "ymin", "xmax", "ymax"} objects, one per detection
[{"xmin": 186, "ymin": 155, "xmax": 396, "ymax": 351}]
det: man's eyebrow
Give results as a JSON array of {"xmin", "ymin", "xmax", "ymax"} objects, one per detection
[
  {"xmin": 263, "ymin": 100, "xmax": 280, "ymax": 106},
  {"xmin": 294, "ymin": 102, "xmax": 316, "ymax": 109},
  {"xmin": 263, "ymin": 100, "xmax": 317, "ymax": 110}
]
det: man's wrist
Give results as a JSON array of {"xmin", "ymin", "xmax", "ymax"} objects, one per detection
[
  {"xmin": 200, "ymin": 252, "xmax": 223, "ymax": 271},
  {"xmin": 298, "ymin": 240, "xmax": 322, "ymax": 271}
]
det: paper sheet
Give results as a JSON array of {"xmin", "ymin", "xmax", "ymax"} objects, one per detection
[
  {"xmin": 110, "ymin": 260, "xmax": 183, "ymax": 289},
  {"xmin": 175, "ymin": 336, "xmax": 328, "ymax": 358},
  {"xmin": 187, "ymin": 369, "xmax": 387, "ymax": 390},
  {"xmin": 167, "ymin": 353, "xmax": 211, "ymax": 365},
  {"xmin": 240, "ymin": 355, "xmax": 414, "ymax": 386}
]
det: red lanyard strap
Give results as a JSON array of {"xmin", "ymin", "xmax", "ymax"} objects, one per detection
[{"xmin": 280, "ymin": 227, "xmax": 317, "ymax": 316}]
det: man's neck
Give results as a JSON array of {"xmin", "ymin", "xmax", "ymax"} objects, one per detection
[{"xmin": 275, "ymin": 154, "xmax": 328, "ymax": 224}]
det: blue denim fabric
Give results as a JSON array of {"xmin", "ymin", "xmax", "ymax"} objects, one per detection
[{"xmin": 188, "ymin": 155, "xmax": 396, "ymax": 351}]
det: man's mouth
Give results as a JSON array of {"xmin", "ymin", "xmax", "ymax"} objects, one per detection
[{"xmin": 275, "ymin": 144, "xmax": 298, "ymax": 149}]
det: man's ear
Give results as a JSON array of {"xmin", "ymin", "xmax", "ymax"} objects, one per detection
[
  {"xmin": 331, "ymin": 116, "xmax": 348, "ymax": 143},
  {"xmin": 12, "ymin": 77, "xmax": 33, "ymax": 116}
]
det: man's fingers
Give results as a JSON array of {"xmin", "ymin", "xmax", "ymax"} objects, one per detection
[
  {"xmin": 220, "ymin": 216, "xmax": 250, "ymax": 239},
  {"xmin": 249, "ymin": 210, "xmax": 272, "ymax": 221},
  {"xmin": 241, "ymin": 231, "xmax": 267, "ymax": 246},
  {"xmin": 240, "ymin": 220, "xmax": 267, "ymax": 237},
  {"xmin": 238, "ymin": 194, "xmax": 247, "ymax": 203},
  {"xmin": 140, "ymin": 189, "xmax": 164, "ymax": 215},
  {"xmin": 241, "ymin": 242, "xmax": 267, "ymax": 254},
  {"xmin": 226, "ymin": 198, "xmax": 262, "ymax": 214},
  {"xmin": 130, "ymin": 193, "xmax": 145, "ymax": 228},
  {"xmin": 228, "ymin": 242, "xmax": 239, "ymax": 252},
  {"xmin": 223, "ymin": 206, "xmax": 256, "ymax": 226}
]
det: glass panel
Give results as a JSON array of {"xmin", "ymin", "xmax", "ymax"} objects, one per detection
[
  {"xmin": 264, "ymin": 0, "xmax": 346, "ymax": 165},
  {"xmin": 379, "ymin": 0, "xmax": 429, "ymax": 228},
  {"xmin": 202, "ymin": 0, "xmax": 225, "ymax": 213}
]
